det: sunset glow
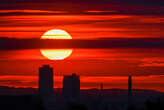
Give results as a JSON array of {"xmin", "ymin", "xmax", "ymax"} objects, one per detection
[{"xmin": 0, "ymin": 0, "xmax": 163, "ymax": 94}]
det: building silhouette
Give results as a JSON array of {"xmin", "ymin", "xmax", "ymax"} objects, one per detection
[
  {"xmin": 63, "ymin": 73, "xmax": 80, "ymax": 99},
  {"xmin": 128, "ymin": 75, "xmax": 132, "ymax": 96},
  {"xmin": 38, "ymin": 65, "xmax": 56, "ymax": 110},
  {"xmin": 38, "ymin": 65, "xmax": 54, "ymax": 96}
]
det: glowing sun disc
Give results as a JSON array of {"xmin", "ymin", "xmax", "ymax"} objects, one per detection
[{"xmin": 40, "ymin": 29, "xmax": 73, "ymax": 60}]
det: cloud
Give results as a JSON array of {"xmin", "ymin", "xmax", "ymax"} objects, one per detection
[
  {"xmin": 1, "ymin": 0, "xmax": 163, "ymax": 6},
  {"xmin": 139, "ymin": 57, "xmax": 164, "ymax": 67},
  {"xmin": 0, "ymin": 10, "xmax": 71, "ymax": 16},
  {"xmin": 0, "ymin": 10, "xmax": 68, "ymax": 14},
  {"xmin": 0, "ymin": 0, "xmax": 163, "ymax": 16},
  {"xmin": 0, "ymin": 38, "xmax": 164, "ymax": 50},
  {"xmin": 86, "ymin": 10, "xmax": 118, "ymax": 13},
  {"xmin": 140, "ymin": 63, "xmax": 164, "ymax": 67},
  {"xmin": 0, "ymin": 14, "xmax": 162, "ymax": 39}
]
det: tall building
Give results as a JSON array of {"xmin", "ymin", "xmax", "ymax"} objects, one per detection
[
  {"xmin": 38, "ymin": 65, "xmax": 54, "ymax": 96},
  {"xmin": 38, "ymin": 65, "xmax": 56, "ymax": 110},
  {"xmin": 128, "ymin": 75, "xmax": 132, "ymax": 96},
  {"xmin": 63, "ymin": 73, "xmax": 80, "ymax": 99}
]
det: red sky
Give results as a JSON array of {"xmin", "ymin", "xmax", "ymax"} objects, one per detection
[
  {"xmin": 0, "ymin": 48, "xmax": 164, "ymax": 91},
  {"xmin": 0, "ymin": 0, "xmax": 163, "ymax": 39},
  {"xmin": 0, "ymin": 14, "xmax": 163, "ymax": 39},
  {"xmin": 0, "ymin": 0, "xmax": 164, "ymax": 91},
  {"xmin": 0, "ymin": 75, "xmax": 164, "ymax": 92}
]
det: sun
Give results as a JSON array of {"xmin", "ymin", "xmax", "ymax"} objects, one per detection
[
  {"xmin": 40, "ymin": 29, "xmax": 73, "ymax": 60},
  {"xmin": 41, "ymin": 29, "xmax": 72, "ymax": 39}
]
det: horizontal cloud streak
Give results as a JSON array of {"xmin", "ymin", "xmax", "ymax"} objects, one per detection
[
  {"xmin": 0, "ymin": 14, "xmax": 163, "ymax": 39},
  {"xmin": 1, "ymin": 38, "xmax": 164, "ymax": 50},
  {"xmin": 0, "ymin": 0, "xmax": 163, "ymax": 16},
  {"xmin": 140, "ymin": 57, "xmax": 164, "ymax": 67},
  {"xmin": 0, "ymin": 10, "xmax": 68, "ymax": 14}
]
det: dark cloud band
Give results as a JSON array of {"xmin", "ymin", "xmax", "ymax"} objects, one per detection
[{"xmin": 0, "ymin": 38, "xmax": 164, "ymax": 50}]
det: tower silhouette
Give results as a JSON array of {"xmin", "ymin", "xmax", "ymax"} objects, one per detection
[
  {"xmin": 128, "ymin": 75, "xmax": 132, "ymax": 96},
  {"xmin": 63, "ymin": 73, "xmax": 80, "ymax": 99},
  {"xmin": 38, "ymin": 65, "xmax": 54, "ymax": 97},
  {"xmin": 38, "ymin": 65, "xmax": 56, "ymax": 110}
]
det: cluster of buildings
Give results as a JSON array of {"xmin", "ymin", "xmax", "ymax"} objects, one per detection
[
  {"xmin": 38, "ymin": 65, "xmax": 132, "ymax": 110},
  {"xmin": 38, "ymin": 65, "xmax": 80, "ymax": 99},
  {"xmin": 38, "ymin": 65, "xmax": 81, "ymax": 110}
]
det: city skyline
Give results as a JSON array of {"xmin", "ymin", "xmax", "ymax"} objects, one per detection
[
  {"xmin": 0, "ymin": 0, "xmax": 164, "ymax": 93},
  {"xmin": 0, "ymin": 1, "xmax": 164, "ymax": 110}
]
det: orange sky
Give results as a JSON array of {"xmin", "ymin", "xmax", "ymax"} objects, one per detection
[
  {"xmin": 0, "ymin": 48, "xmax": 164, "ymax": 76},
  {"xmin": 0, "ymin": 1, "xmax": 163, "ymax": 39},
  {"xmin": 0, "ymin": 14, "xmax": 163, "ymax": 39},
  {"xmin": 0, "ymin": 0, "xmax": 164, "ymax": 92},
  {"xmin": 0, "ymin": 48, "xmax": 164, "ymax": 92},
  {"xmin": 0, "ymin": 75, "xmax": 164, "ymax": 92}
]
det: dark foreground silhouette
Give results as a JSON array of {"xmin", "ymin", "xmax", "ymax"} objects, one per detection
[
  {"xmin": 0, "ymin": 94, "xmax": 164, "ymax": 110},
  {"xmin": 127, "ymin": 95, "xmax": 164, "ymax": 110}
]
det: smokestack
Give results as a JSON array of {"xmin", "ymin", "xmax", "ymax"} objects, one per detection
[
  {"xmin": 128, "ymin": 75, "xmax": 132, "ymax": 96},
  {"xmin": 100, "ymin": 83, "xmax": 103, "ymax": 91}
]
